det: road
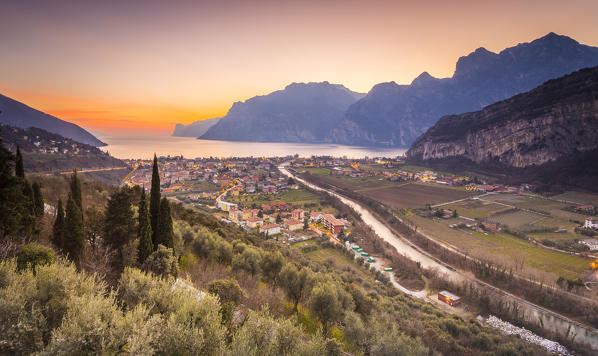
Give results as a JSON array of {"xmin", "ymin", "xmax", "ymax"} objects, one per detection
[{"xmin": 42, "ymin": 166, "xmax": 129, "ymax": 176}]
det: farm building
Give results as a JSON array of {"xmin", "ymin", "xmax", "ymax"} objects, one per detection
[
  {"xmin": 438, "ymin": 291, "xmax": 461, "ymax": 306},
  {"xmin": 580, "ymin": 239, "xmax": 598, "ymax": 251},
  {"xmin": 584, "ymin": 218, "xmax": 598, "ymax": 229}
]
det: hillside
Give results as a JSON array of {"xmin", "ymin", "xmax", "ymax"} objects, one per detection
[
  {"xmin": 1, "ymin": 124, "xmax": 126, "ymax": 174},
  {"xmin": 0, "ymin": 93, "xmax": 105, "ymax": 147},
  {"xmin": 406, "ymin": 66, "xmax": 598, "ymax": 191},
  {"xmin": 172, "ymin": 117, "xmax": 221, "ymax": 137},
  {"xmin": 200, "ymin": 82, "xmax": 364, "ymax": 142},
  {"xmin": 331, "ymin": 32, "xmax": 598, "ymax": 147}
]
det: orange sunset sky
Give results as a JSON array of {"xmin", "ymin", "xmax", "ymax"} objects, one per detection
[{"xmin": 1, "ymin": 0, "xmax": 598, "ymax": 136}]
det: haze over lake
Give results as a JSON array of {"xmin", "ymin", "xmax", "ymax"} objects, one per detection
[{"xmin": 99, "ymin": 135, "xmax": 406, "ymax": 160}]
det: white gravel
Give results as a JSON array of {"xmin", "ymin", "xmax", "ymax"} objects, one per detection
[{"xmin": 485, "ymin": 315, "xmax": 571, "ymax": 355}]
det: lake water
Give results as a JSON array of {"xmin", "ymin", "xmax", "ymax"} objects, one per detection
[{"xmin": 98, "ymin": 135, "xmax": 406, "ymax": 159}]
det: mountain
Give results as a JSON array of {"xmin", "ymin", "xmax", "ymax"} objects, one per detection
[
  {"xmin": 172, "ymin": 117, "xmax": 221, "ymax": 137},
  {"xmin": 406, "ymin": 65, "xmax": 598, "ymax": 190},
  {"xmin": 1, "ymin": 124, "xmax": 126, "ymax": 173},
  {"xmin": 0, "ymin": 93, "xmax": 105, "ymax": 147},
  {"xmin": 331, "ymin": 32, "xmax": 598, "ymax": 147},
  {"xmin": 200, "ymin": 82, "xmax": 364, "ymax": 142}
]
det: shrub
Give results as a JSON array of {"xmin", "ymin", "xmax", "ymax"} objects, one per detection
[
  {"xmin": 16, "ymin": 243, "xmax": 54, "ymax": 271},
  {"xmin": 143, "ymin": 244, "xmax": 178, "ymax": 278},
  {"xmin": 208, "ymin": 279, "xmax": 245, "ymax": 305}
]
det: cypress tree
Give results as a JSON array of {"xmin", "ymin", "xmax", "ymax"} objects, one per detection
[
  {"xmin": 70, "ymin": 170, "xmax": 82, "ymax": 211},
  {"xmin": 64, "ymin": 193, "xmax": 85, "ymax": 263},
  {"xmin": 103, "ymin": 187, "xmax": 135, "ymax": 251},
  {"xmin": 15, "ymin": 146, "xmax": 24, "ymax": 178},
  {"xmin": 52, "ymin": 199, "xmax": 65, "ymax": 248},
  {"xmin": 149, "ymin": 154, "xmax": 161, "ymax": 247},
  {"xmin": 137, "ymin": 189, "xmax": 153, "ymax": 264},
  {"xmin": 156, "ymin": 197, "xmax": 174, "ymax": 249},
  {"xmin": 32, "ymin": 182, "xmax": 44, "ymax": 217}
]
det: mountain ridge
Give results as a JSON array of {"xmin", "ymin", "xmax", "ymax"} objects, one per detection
[
  {"xmin": 406, "ymin": 65, "xmax": 598, "ymax": 191},
  {"xmin": 0, "ymin": 93, "xmax": 106, "ymax": 147},
  {"xmin": 331, "ymin": 32, "xmax": 598, "ymax": 147},
  {"xmin": 199, "ymin": 82, "xmax": 365, "ymax": 143}
]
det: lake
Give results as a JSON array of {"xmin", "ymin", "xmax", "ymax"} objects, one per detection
[{"xmin": 98, "ymin": 135, "xmax": 407, "ymax": 159}]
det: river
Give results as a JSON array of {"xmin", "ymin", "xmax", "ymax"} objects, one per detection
[
  {"xmin": 278, "ymin": 164, "xmax": 598, "ymax": 351},
  {"xmin": 98, "ymin": 134, "xmax": 406, "ymax": 160}
]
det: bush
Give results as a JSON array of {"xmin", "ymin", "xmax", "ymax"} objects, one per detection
[
  {"xmin": 16, "ymin": 243, "xmax": 54, "ymax": 271},
  {"xmin": 143, "ymin": 244, "xmax": 178, "ymax": 278},
  {"xmin": 208, "ymin": 279, "xmax": 245, "ymax": 305}
]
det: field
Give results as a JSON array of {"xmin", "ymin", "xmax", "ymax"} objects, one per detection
[
  {"xmin": 552, "ymin": 191, "xmax": 598, "ymax": 205},
  {"xmin": 361, "ymin": 183, "xmax": 477, "ymax": 209},
  {"xmin": 405, "ymin": 214, "xmax": 590, "ymax": 280},
  {"xmin": 442, "ymin": 193, "xmax": 591, "ymax": 242}
]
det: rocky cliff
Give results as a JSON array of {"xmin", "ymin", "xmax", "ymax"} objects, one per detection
[{"xmin": 407, "ymin": 66, "xmax": 598, "ymax": 168}]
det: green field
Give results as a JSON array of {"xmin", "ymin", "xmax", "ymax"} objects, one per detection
[
  {"xmin": 406, "ymin": 214, "xmax": 589, "ymax": 280},
  {"xmin": 226, "ymin": 187, "xmax": 331, "ymax": 210}
]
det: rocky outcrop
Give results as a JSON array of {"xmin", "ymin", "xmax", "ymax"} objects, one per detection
[
  {"xmin": 172, "ymin": 117, "xmax": 221, "ymax": 137},
  {"xmin": 332, "ymin": 32, "xmax": 598, "ymax": 147},
  {"xmin": 407, "ymin": 66, "xmax": 598, "ymax": 168}
]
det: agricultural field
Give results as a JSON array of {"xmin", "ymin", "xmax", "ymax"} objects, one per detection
[
  {"xmin": 441, "ymin": 194, "xmax": 591, "ymax": 243},
  {"xmin": 483, "ymin": 209, "xmax": 540, "ymax": 229},
  {"xmin": 552, "ymin": 191, "xmax": 598, "ymax": 205},
  {"xmin": 443, "ymin": 199, "xmax": 509, "ymax": 219},
  {"xmin": 361, "ymin": 182, "xmax": 478, "ymax": 209},
  {"xmin": 405, "ymin": 214, "xmax": 590, "ymax": 280}
]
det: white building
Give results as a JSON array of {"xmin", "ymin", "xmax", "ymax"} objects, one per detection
[
  {"xmin": 580, "ymin": 238, "xmax": 598, "ymax": 251},
  {"xmin": 260, "ymin": 223, "xmax": 281, "ymax": 236},
  {"xmin": 584, "ymin": 218, "xmax": 598, "ymax": 229}
]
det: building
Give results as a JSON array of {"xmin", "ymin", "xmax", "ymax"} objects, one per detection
[
  {"xmin": 322, "ymin": 214, "xmax": 345, "ymax": 235},
  {"xmin": 310, "ymin": 212, "xmax": 323, "ymax": 222},
  {"xmin": 481, "ymin": 221, "xmax": 498, "ymax": 231},
  {"xmin": 584, "ymin": 218, "xmax": 598, "ymax": 229},
  {"xmin": 260, "ymin": 223, "xmax": 281, "ymax": 236},
  {"xmin": 246, "ymin": 217, "xmax": 263, "ymax": 228},
  {"xmin": 438, "ymin": 291, "xmax": 461, "ymax": 306},
  {"xmin": 284, "ymin": 219, "xmax": 303, "ymax": 231},
  {"xmin": 217, "ymin": 201, "xmax": 238, "ymax": 212},
  {"xmin": 576, "ymin": 205, "xmax": 595, "ymax": 214},
  {"xmin": 580, "ymin": 238, "xmax": 598, "ymax": 251},
  {"xmin": 292, "ymin": 209, "xmax": 305, "ymax": 220},
  {"xmin": 228, "ymin": 209, "xmax": 243, "ymax": 222}
]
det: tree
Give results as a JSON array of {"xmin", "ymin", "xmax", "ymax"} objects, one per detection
[
  {"xmin": 309, "ymin": 283, "xmax": 349, "ymax": 337},
  {"xmin": 52, "ymin": 199, "xmax": 66, "ymax": 248},
  {"xmin": 275, "ymin": 213, "xmax": 282, "ymax": 224},
  {"xmin": 64, "ymin": 193, "xmax": 85, "ymax": 263},
  {"xmin": 207, "ymin": 279, "xmax": 245, "ymax": 305},
  {"xmin": 279, "ymin": 263, "xmax": 314, "ymax": 313},
  {"xmin": 103, "ymin": 187, "xmax": 136, "ymax": 251},
  {"xmin": 32, "ymin": 182, "xmax": 44, "ymax": 217},
  {"xmin": 137, "ymin": 190, "xmax": 154, "ymax": 264},
  {"xmin": 84, "ymin": 205, "xmax": 104, "ymax": 250},
  {"xmin": 70, "ymin": 171, "xmax": 82, "ymax": 211},
  {"xmin": 15, "ymin": 146, "xmax": 24, "ymax": 178},
  {"xmin": 143, "ymin": 244, "xmax": 178, "ymax": 278},
  {"xmin": 149, "ymin": 154, "xmax": 161, "ymax": 247},
  {"xmin": 260, "ymin": 250, "xmax": 284, "ymax": 283},
  {"xmin": 155, "ymin": 197, "xmax": 174, "ymax": 249},
  {"xmin": 303, "ymin": 217, "xmax": 309, "ymax": 230},
  {"xmin": 16, "ymin": 243, "xmax": 54, "ymax": 271}
]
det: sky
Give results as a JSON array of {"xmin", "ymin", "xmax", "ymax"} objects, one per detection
[{"xmin": 1, "ymin": 0, "xmax": 598, "ymax": 135}]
